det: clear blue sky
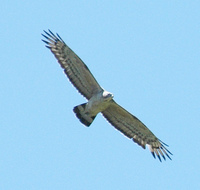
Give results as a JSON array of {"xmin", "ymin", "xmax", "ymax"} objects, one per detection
[{"xmin": 1, "ymin": 1, "xmax": 200, "ymax": 189}]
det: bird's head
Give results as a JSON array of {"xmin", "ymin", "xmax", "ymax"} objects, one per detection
[{"xmin": 103, "ymin": 90, "xmax": 114, "ymax": 102}]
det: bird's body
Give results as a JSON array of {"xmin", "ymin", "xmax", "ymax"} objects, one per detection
[
  {"xmin": 74, "ymin": 89, "xmax": 113, "ymax": 126},
  {"xmin": 85, "ymin": 90, "xmax": 114, "ymax": 116},
  {"xmin": 42, "ymin": 30, "xmax": 172, "ymax": 161}
]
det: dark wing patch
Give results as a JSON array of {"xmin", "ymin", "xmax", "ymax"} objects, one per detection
[
  {"xmin": 102, "ymin": 100, "xmax": 172, "ymax": 162},
  {"xmin": 42, "ymin": 30, "xmax": 102, "ymax": 100}
]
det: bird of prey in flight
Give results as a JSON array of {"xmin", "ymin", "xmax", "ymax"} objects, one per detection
[{"xmin": 42, "ymin": 30, "xmax": 172, "ymax": 162}]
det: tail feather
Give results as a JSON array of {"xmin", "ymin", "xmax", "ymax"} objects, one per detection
[{"xmin": 73, "ymin": 103, "xmax": 96, "ymax": 127}]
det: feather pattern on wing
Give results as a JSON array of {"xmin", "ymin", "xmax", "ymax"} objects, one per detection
[
  {"xmin": 102, "ymin": 100, "xmax": 172, "ymax": 161},
  {"xmin": 42, "ymin": 30, "xmax": 102, "ymax": 100}
]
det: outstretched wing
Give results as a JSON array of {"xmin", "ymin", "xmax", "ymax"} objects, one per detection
[
  {"xmin": 42, "ymin": 30, "xmax": 102, "ymax": 100},
  {"xmin": 102, "ymin": 100, "xmax": 172, "ymax": 161}
]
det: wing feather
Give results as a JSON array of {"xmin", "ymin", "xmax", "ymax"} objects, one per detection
[
  {"xmin": 42, "ymin": 30, "xmax": 102, "ymax": 100},
  {"xmin": 102, "ymin": 100, "xmax": 172, "ymax": 161}
]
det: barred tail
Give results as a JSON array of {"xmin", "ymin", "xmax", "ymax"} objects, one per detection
[{"xmin": 73, "ymin": 103, "xmax": 96, "ymax": 127}]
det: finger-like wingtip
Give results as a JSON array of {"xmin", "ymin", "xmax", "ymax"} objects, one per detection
[
  {"xmin": 48, "ymin": 29, "xmax": 57, "ymax": 38},
  {"xmin": 158, "ymin": 155, "xmax": 162, "ymax": 162},
  {"xmin": 158, "ymin": 138, "xmax": 169, "ymax": 147},
  {"xmin": 148, "ymin": 140, "xmax": 172, "ymax": 162},
  {"xmin": 41, "ymin": 39, "xmax": 49, "ymax": 44},
  {"xmin": 43, "ymin": 30, "xmax": 50, "ymax": 37},
  {"xmin": 151, "ymin": 152, "xmax": 156, "ymax": 159},
  {"xmin": 56, "ymin": 33, "xmax": 65, "ymax": 43},
  {"xmin": 41, "ymin": 33, "xmax": 49, "ymax": 40}
]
